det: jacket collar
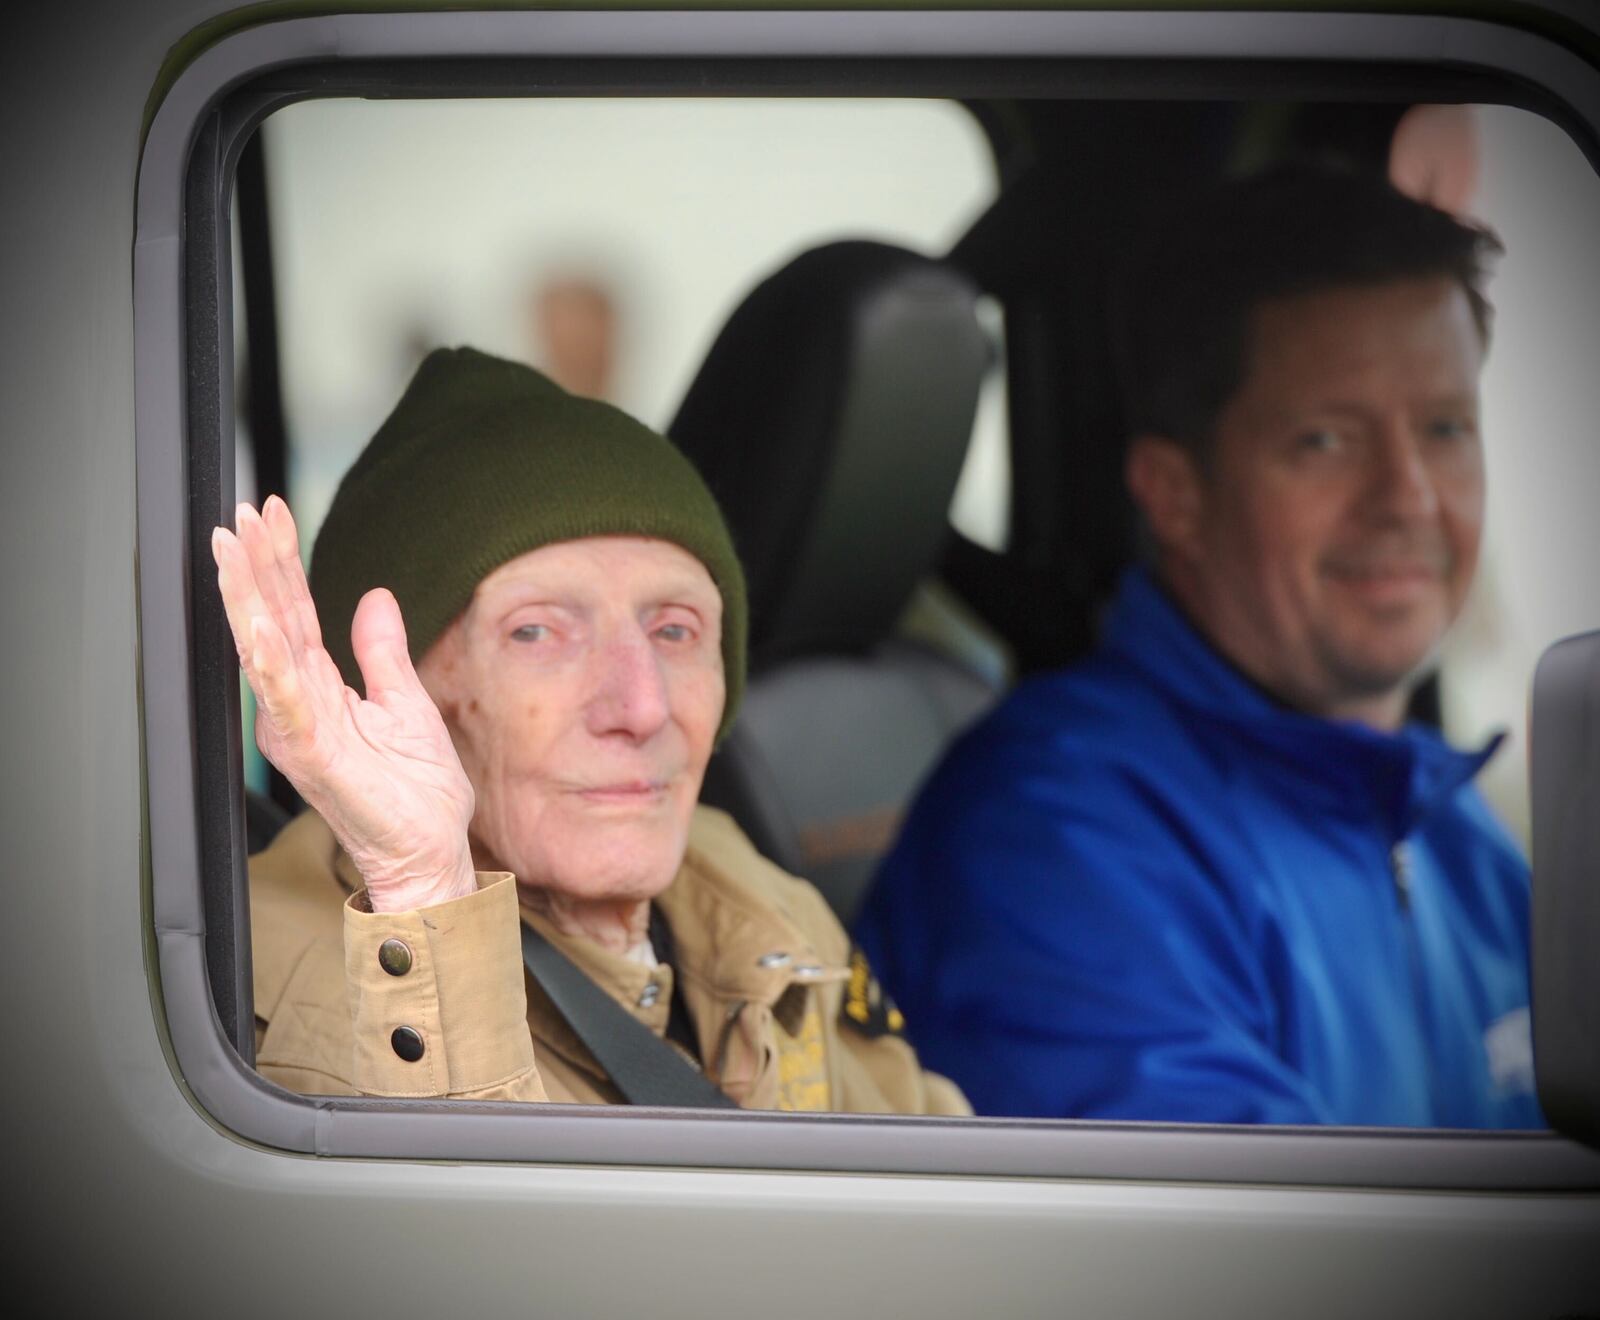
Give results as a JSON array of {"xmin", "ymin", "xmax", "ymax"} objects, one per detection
[
  {"xmin": 1101, "ymin": 565, "xmax": 1500, "ymax": 838},
  {"xmin": 657, "ymin": 816, "xmax": 845, "ymax": 1005},
  {"xmin": 518, "ymin": 808, "xmax": 844, "ymax": 1081},
  {"xmin": 520, "ymin": 815, "xmax": 839, "ymax": 1009}
]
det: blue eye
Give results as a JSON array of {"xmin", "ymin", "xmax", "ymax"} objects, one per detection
[
  {"xmin": 511, "ymin": 623, "xmax": 551, "ymax": 643},
  {"xmin": 655, "ymin": 623, "xmax": 692, "ymax": 643},
  {"xmin": 1427, "ymin": 416, "xmax": 1476, "ymax": 441},
  {"xmin": 1295, "ymin": 428, "xmax": 1342, "ymax": 454}
]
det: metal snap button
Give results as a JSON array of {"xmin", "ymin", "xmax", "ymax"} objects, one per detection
[
  {"xmin": 378, "ymin": 938, "xmax": 413, "ymax": 977},
  {"xmin": 390, "ymin": 1026, "xmax": 425, "ymax": 1062},
  {"xmin": 756, "ymin": 951, "xmax": 791, "ymax": 968}
]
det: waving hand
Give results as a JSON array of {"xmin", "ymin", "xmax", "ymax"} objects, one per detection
[{"xmin": 213, "ymin": 496, "xmax": 477, "ymax": 913}]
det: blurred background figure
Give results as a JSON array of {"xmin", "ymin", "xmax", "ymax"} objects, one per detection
[
  {"xmin": 528, "ymin": 271, "xmax": 620, "ymax": 401},
  {"xmin": 1389, "ymin": 102, "xmax": 1482, "ymax": 219}
]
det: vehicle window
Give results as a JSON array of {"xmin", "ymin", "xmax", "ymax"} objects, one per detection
[
  {"xmin": 132, "ymin": 8, "xmax": 1600, "ymax": 1177},
  {"xmin": 226, "ymin": 89, "xmax": 1598, "ymax": 1132}
]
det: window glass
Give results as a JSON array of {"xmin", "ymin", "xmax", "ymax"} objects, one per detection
[
  {"xmin": 1436, "ymin": 104, "xmax": 1600, "ymax": 846},
  {"xmin": 230, "ymin": 90, "xmax": 1597, "ymax": 1131}
]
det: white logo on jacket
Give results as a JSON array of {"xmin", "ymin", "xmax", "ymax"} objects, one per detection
[{"xmin": 1483, "ymin": 1006, "xmax": 1535, "ymax": 1096}]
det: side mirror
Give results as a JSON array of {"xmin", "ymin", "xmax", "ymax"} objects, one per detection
[{"xmin": 1530, "ymin": 628, "xmax": 1600, "ymax": 1148}]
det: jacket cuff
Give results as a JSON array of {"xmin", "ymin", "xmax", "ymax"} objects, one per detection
[{"xmin": 343, "ymin": 873, "xmax": 537, "ymax": 1098}]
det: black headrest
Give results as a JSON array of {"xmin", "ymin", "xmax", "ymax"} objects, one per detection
[{"xmin": 670, "ymin": 241, "xmax": 987, "ymax": 669}]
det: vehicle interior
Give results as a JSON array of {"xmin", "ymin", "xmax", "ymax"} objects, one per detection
[
  {"xmin": 235, "ymin": 90, "xmax": 1593, "ymax": 905},
  {"xmin": 192, "ymin": 49, "xmax": 1600, "ymax": 1155}
]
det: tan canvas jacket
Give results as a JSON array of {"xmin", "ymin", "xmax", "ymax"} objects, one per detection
[{"xmin": 249, "ymin": 805, "xmax": 968, "ymax": 1114}]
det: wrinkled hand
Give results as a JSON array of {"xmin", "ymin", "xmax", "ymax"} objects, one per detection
[{"xmin": 213, "ymin": 496, "xmax": 477, "ymax": 913}]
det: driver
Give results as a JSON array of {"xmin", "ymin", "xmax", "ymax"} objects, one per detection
[{"xmin": 222, "ymin": 346, "xmax": 966, "ymax": 1113}]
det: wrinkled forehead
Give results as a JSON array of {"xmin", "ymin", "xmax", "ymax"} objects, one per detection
[{"xmin": 470, "ymin": 535, "xmax": 724, "ymax": 615}]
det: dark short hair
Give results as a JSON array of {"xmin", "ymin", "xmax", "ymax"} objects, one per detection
[{"xmin": 1111, "ymin": 165, "xmax": 1503, "ymax": 460}]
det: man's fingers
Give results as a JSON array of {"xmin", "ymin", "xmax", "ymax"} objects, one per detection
[
  {"xmin": 350, "ymin": 587, "xmax": 425, "ymax": 705},
  {"xmin": 214, "ymin": 528, "xmax": 312, "ymax": 737},
  {"xmin": 235, "ymin": 501, "xmax": 308, "ymax": 655},
  {"xmin": 261, "ymin": 494, "xmax": 324, "ymax": 650},
  {"xmin": 213, "ymin": 526, "xmax": 270, "ymax": 671},
  {"xmin": 250, "ymin": 613, "xmax": 312, "ymax": 739}
]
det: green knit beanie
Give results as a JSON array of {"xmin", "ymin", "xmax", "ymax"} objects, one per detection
[{"xmin": 309, "ymin": 347, "xmax": 747, "ymax": 738}]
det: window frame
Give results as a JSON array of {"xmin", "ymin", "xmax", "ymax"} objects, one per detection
[{"xmin": 135, "ymin": 5, "xmax": 1600, "ymax": 1186}]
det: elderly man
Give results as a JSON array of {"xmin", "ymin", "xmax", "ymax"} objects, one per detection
[
  {"xmin": 854, "ymin": 167, "xmax": 1543, "ymax": 1128},
  {"xmin": 220, "ymin": 347, "xmax": 965, "ymax": 1113}
]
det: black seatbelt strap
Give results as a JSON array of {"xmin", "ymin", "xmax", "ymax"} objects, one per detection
[
  {"xmin": 646, "ymin": 905, "xmax": 703, "ymax": 1064},
  {"xmin": 519, "ymin": 919, "xmax": 738, "ymax": 1109}
]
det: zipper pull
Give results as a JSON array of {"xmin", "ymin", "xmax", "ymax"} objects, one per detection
[{"xmin": 1390, "ymin": 841, "xmax": 1413, "ymax": 911}]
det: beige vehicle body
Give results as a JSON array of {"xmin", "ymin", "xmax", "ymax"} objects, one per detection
[{"xmin": 3, "ymin": 2, "xmax": 1599, "ymax": 1315}]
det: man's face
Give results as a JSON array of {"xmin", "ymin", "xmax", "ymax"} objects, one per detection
[
  {"xmin": 417, "ymin": 536, "xmax": 725, "ymax": 901},
  {"xmin": 1147, "ymin": 276, "xmax": 1486, "ymax": 725}
]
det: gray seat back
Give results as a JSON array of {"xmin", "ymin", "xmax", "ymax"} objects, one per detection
[{"xmin": 671, "ymin": 240, "xmax": 1000, "ymax": 922}]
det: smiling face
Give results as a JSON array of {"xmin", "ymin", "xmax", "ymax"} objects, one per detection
[
  {"xmin": 416, "ymin": 536, "xmax": 725, "ymax": 903},
  {"xmin": 1128, "ymin": 276, "xmax": 1487, "ymax": 728}
]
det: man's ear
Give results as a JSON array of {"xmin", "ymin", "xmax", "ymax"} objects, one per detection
[{"xmin": 1125, "ymin": 434, "xmax": 1205, "ymax": 558}]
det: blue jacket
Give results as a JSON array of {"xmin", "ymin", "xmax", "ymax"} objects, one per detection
[{"xmin": 855, "ymin": 568, "xmax": 1543, "ymax": 1128}]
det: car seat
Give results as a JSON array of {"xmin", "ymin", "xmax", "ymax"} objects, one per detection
[
  {"xmin": 670, "ymin": 240, "xmax": 1000, "ymax": 925},
  {"xmin": 245, "ymin": 784, "xmax": 292, "ymax": 854}
]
